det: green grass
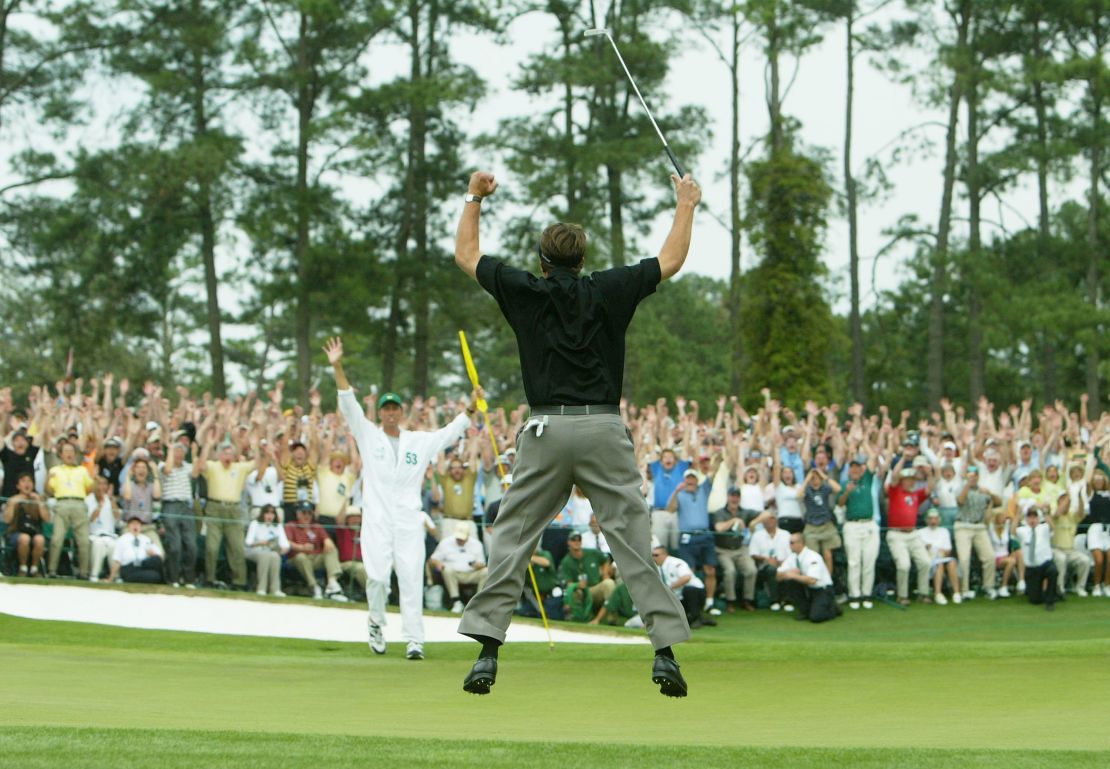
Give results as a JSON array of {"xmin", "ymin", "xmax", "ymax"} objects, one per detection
[{"xmin": 2, "ymin": 589, "xmax": 1109, "ymax": 768}]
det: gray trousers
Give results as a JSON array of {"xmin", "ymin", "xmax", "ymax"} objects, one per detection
[
  {"xmin": 161, "ymin": 500, "xmax": 197, "ymax": 585},
  {"xmin": 458, "ymin": 413, "xmax": 690, "ymax": 650}
]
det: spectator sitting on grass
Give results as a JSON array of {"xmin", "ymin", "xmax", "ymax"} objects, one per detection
[
  {"xmin": 245, "ymin": 504, "xmax": 290, "ymax": 597},
  {"xmin": 750, "ymin": 510, "xmax": 792, "ymax": 611},
  {"xmin": 557, "ymin": 531, "xmax": 615, "ymax": 619},
  {"xmin": 4, "ymin": 472, "xmax": 49, "ymax": 576},
  {"xmin": 88, "ymin": 475, "xmax": 119, "ymax": 581},
  {"xmin": 1017, "ymin": 508, "xmax": 1058, "ymax": 611},
  {"xmin": 429, "ymin": 521, "xmax": 488, "ymax": 613},
  {"xmin": 711, "ymin": 485, "xmax": 758, "ymax": 613},
  {"xmin": 334, "ymin": 508, "xmax": 368, "ymax": 595},
  {"xmin": 284, "ymin": 501, "xmax": 347, "ymax": 601},
  {"xmin": 919, "ymin": 509, "xmax": 961, "ymax": 604},
  {"xmin": 590, "ymin": 576, "xmax": 639, "ymax": 627},
  {"xmin": 108, "ymin": 514, "xmax": 164, "ymax": 584},
  {"xmin": 775, "ymin": 531, "xmax": 839, "ymax": 623},
  {"xmin": 651, "ymin": 541, "xmax": 716, "ymax": 628}
]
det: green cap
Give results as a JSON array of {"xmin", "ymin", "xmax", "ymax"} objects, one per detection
[{"xmin": 377, "ymin": 392, "xmax": 403, "ymax": 409}]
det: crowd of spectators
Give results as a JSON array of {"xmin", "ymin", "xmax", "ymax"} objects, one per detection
[{"xmin": 2, "ymin": 377, "xmax": 1109, "ymax": 625}]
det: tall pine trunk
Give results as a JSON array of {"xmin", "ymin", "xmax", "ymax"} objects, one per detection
[
  {"xmin": 606, "ymin": 164, "xmax": 626, "ymax": 267},
  {"xmin": 293, "ymin": 12, "xmax": 314, "ymax": 404},
  {"xmin": 728, "ymin": 10, "xmax": 743, "ymax": 394},
  {"xmin": 191, "ymin": 36, "xmax": 225, "ymax": 397},
  {"xmin": 409, "ymin": 0, "xmax": 431, "ymax": 396},
  {"xmin": 845, "ymin": 9, "xmax": 864, "ymax": 405},
  {"xmin": 1032, "ymin": 14, "xmax": 1056, "ymax": 403},
  {"xmin": 928, "ymin": 2, "xmax": 969, "ymax": 410},
  {"xmin": 966, "ymin": 55, "xmax": 984, "ymax": 404}
]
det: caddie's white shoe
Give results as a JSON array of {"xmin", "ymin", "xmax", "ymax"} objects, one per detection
[{"xmin": 406, "ymin": 642, "xmax": 425, "ymax": 660}]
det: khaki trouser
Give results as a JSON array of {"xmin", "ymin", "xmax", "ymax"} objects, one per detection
[
  {"xmin": 290, "ymin": 550, "xmax": 340, "ymax": 588},
  {"xmin": 955, "ymin": 522, "xmax": 996, "ymax": 593},
  {"xmin": 460, "ymin": 413, "xmax": 691, "ymax": 650},
  {"xmin": 340, "ymin": 560, "xmax": 367, "ymax": 589},
  {"xmin": 205, "ymin": 500, "xmax": 246, "ymax": 586},
  {"xmin": 443, "ymin": 565, "xmax": 489, "ymax": 599},
  {"xmin": 1053, "ymin": 547, "xmax": 1091, "ymax": 594},
  {"xmin": 588, "ymin": 577, "xmax": 617, "ymax": 609},
  {"xmin": 716, "ymin": 546, "xmax": 756, "ymax": 601},
  {"xmin": 246, "ymin": 547, "xmax": 282, "ymax": 593},
  {"xmin": 886, "ymin": 529, "xmax": 931, "ymax": 599},
  {"xmin": 49, "ymin": 499, "xmax": 90, "ymax": 577},
  {"xmin": 843, "ymin": 520, "xmax": 880, "ymax": 599}
]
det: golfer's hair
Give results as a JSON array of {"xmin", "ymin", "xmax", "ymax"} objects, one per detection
[{"xmin": 539, "ymin": 223, "xmax": 587, "ymax": 269}]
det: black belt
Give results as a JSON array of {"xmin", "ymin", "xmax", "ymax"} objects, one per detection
[
  {"xmin": 55, "ymin": 497, "xmax": 86, "ymax": 501},
  {"xmin": 530, "ymin": 404, "xmax": 619, "ymax": 416}
]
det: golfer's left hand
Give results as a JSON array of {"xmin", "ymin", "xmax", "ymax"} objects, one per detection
[{"xmin": 468, "ymin": 171, "xmax": 498, "ymax": 197}]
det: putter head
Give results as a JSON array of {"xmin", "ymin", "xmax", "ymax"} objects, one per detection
[{"xmin": 584, "ymin": 28, "xmax": 609, "ymax": 39}]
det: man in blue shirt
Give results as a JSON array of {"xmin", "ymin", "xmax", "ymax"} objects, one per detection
[
  {"xmin": 778, "ymin": 426, "xmax": 805, "ymax": 482},
  {"xmin": 667, "ymin": 468, "xmax": 718, "ymax": 615},
  {"xmin": 649, "ymin": 448, "xmax": 690, "ymax": 551}
]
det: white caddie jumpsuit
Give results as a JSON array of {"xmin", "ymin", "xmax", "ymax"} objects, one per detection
[{"xmin": 338, "ymin": 389, "xmax": 470, "ymax": 644}]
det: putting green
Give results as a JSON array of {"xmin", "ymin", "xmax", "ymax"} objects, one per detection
[{"xmin": 3, "ymin": 591, "xmax": 1108, "ymax": 767}]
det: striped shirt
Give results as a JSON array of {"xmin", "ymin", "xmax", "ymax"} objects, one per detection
[
  {"xmin": 161, "ymin": 462, "xmax": 193, "ymax": 501},
  {"xmin": 281, "ymin": 461, "xmax": 316, "ymax": 504}
]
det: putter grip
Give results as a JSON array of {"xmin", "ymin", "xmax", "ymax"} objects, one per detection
[{"xmin": 665, "ymin": 146, "xmax": 685, "ymax": 178}]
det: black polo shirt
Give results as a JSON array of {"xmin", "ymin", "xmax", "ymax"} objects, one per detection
[
  {"xmin": 476, "ymin": 255, "xmax": 661, "ymax": 406},
  {"xmin": 1, "ymin": 444, "xmax": 39, "ymax": 498}
]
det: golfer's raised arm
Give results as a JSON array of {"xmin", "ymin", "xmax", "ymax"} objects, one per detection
[
  {"xmin": 454, "ymin": 171, "xmax": 498, "ymax": 280},
  {"xmin": 657, "ymin": 174, "xmax": 702, "ymax": 281}
]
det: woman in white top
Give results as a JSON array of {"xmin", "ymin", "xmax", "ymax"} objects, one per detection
[
  {"xmin": 919, "ymin": 509, "xmax": 961, "ymax": 604},
  {"xmin": 988, "ymin": 513, "xmax": 1021, "ymax": 595},
  {"xmin": 87, "ymin": 475, "xmax": 119, "ymax": 581},
  {"xmin": 769, "ymin": 464, "xmax": 804, "ymax": 534},
  {"xmin": 245, "ymin": 504, "xmax": 291, "ymax": 596}
]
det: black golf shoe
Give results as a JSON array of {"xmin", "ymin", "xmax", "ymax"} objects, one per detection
[
  {"xmin": 652, "ymin": 654, "xmax": 688, "ymax": 698},
  {"xmin": 463, "ymin": 657, "xmax": 497, "ymax": 695}
]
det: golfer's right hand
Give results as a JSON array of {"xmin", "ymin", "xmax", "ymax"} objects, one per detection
[
  {"xmin": 468, "ymin": 171, "xmax": 498, "ymax": 197},
  {"xmin": 672, "ymin": 173, "xmax": 701, "ymax": 207}
]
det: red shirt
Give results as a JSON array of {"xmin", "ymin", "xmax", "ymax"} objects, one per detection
[
  {"xmin": 285, "ymin": 521, "xmax": 330, "ymax": 555},
  {"xmin": 886, "ymin": 485, "xmax": 929, "ymax": 529},
  {"xmin": 334, "ymin": 527, "xmax": 362, "ymax": 562}
]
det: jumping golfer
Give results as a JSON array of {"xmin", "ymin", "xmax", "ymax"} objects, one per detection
[
  {"xmin": 325, "ymin": 337, "xmax": 479, "ymax": 661},
  {"xmin": 454, "ymin": 169, "xmax": 702, "ymax": 697}
]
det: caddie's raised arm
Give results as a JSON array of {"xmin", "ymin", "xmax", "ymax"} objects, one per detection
[{"xmin": 323, "ymin": 337, "xmax": 375, "ymax": 442}]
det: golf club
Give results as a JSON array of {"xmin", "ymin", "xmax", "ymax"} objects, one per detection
[{"xmin": 585, "ymin": 28, "xmax": 686, "ymax": 178}]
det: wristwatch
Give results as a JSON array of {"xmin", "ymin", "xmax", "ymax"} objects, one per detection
[{"xmin": 464, "ymin": 193, "xmax": 483, "ymax": 205}]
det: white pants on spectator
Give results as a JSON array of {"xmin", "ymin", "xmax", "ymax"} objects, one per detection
[
  {"xmin": 362, "ymin": 507, "xmax": 426, "ymax": 644},
  {"xmin": 1052, "ymin": 547, "xmax": 1090, "ymax": 594},
  {"xmin": 651, "ymin": 510, "xmax": 678, "ymax": 552},
  {"xmin": 954, "ymin": 522, "xmax": 995, "ymax": 592},
  {"xmin": 89, "ymin": 535, "xmax": 118, "ymax": 579},
  {"xmin": 843, "ymin": 520, "xmax": 879, "ymax": 599},
  {"xmin": 886, "ymin": 529, "xmax": 931, "ymax": 599}
]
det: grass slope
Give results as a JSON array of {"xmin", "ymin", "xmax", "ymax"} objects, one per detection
[{"xmin": 2, "ymin": 592, "xmax": 1109, "ymax": 767}]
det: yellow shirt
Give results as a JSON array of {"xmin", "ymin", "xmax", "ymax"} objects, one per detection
[
  {"xmin": 316, "ymin": 467, "xmax": 354, "ymax": 518},
  {"xmin": 441, "ymin": 468, "xmax": 478, "ymax": 520},
  {"xmin": 204, "ymin": 460, "xmax": 256, "ymax": 503},
  {"xmin": 48, "ymin": 464, "xmax": 94, "ymax": 499}
]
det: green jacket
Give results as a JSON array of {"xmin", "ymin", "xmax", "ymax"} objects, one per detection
[{"xmin": 557, "ymin": 548, "xmax": 606, "ymax": 587}]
